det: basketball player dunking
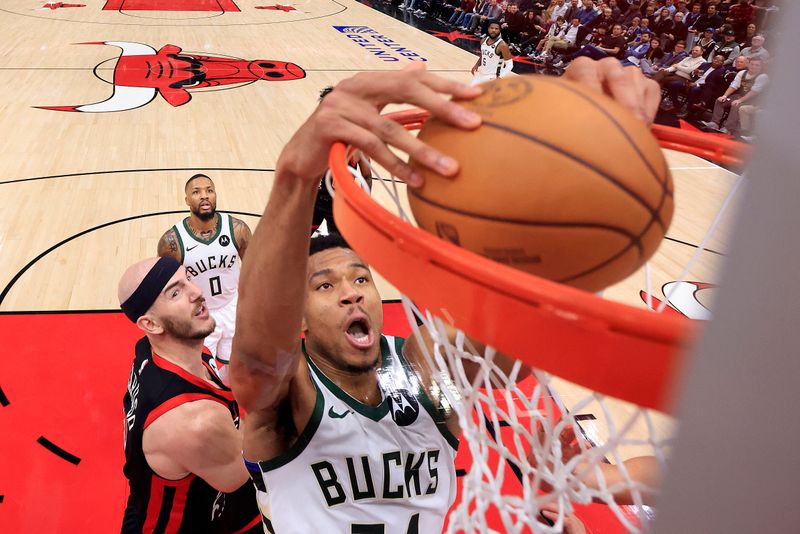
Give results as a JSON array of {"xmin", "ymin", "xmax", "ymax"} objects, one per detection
[
  {"xmin": 230, "ymin": 60, "xmax": 659, "ymax": 532},
  {"xmin": 118, "ymin": 257, "xmax": 260, "ymax": 533},
  {"xmin": 158, "ymin": 174, "xmax": 252, "ymax": 385},
  {"xmin": 471, "ymin": 21, "xmax": 514, "ymax": 86}
]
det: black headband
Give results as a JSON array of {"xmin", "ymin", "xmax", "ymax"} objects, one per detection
[{"xmin": 121, "ymin": 257, "xmax": 182, "ymax": 323}]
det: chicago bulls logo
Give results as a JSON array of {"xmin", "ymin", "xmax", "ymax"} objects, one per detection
[{"xmin": 36, "ymin": 41, "xmax": 306, "ymax": 113}]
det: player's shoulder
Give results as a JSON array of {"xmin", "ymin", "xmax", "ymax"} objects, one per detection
[
  {"xmin": 154, "ymin": 398, "xmax": 233, "ymax": 441},
  {"xmin": 229, "ymin": 215, "xmax": 252, "ymax": 232}
]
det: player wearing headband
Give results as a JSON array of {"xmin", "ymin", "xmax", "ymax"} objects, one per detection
[{"xmin": 118, "ymin": 256, "xmax": 260, "ymax": 533}]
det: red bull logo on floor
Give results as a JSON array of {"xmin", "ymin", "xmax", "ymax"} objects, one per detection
[{"xmin": 36, "ymin": 41, "xmax": 306, "ymax": 113}]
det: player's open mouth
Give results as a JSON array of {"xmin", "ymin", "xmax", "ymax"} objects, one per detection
[
  {"xmin": 194, "ymin": 303, "xmax": 209, "ymax": 320},
  {"xmin": 344, "ymin": 315, "xmax": 374, "ymax": 350},
  {"xmin": 200, "ymin": 202, "xmax": 211, "ymax": 209}
]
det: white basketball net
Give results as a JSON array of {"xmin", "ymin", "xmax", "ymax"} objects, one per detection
[{"xmin": 327, "ymin": 150, "xmax": 745, "ymax": 533}]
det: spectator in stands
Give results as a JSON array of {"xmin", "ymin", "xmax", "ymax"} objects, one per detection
[
  {"xmin": 726, "ymin": 0, "xmax": 756, "ymax": 38},
  {"xmin": 694, "ymin": 3, "xmax": 724, "ymax": 34},
  {"xmin": 739, "ymin": 34, "xmax": 769, "ymax": 62},
  {"xmin": 701, "ymin": 57, "xmax": 767, "ymax": 135},
  {"xmin": 654, "ymin": 45, "xmax": 707, "ymax": 112},
  {"xmin": 448, "ymin": 0, "xmax": 477, "ymax": 26},
  {"xmin": 502, "ymin": 3, "xmax": 528, "ymax": 50},
  {"xmin": 621, "ymin": 31, "xmax": 653, "ymax": 66},
  {"xmin": 575, "ymin": 0, "xmax": 599, "ymax": 25},
  {"xmin": 696, "ymin": 27, "xmax": 718, "ymax": 59},
  {"xmin": 530, "ymin": 16, "xmax": 577, "ymax": 59},
  {"xmin": 607, "ymin": 0, "xmax": 622, "ymax": 20},
  {"xmin": 623, "ymin": 5, "xmax": 644, "ymax": 26},
  {"xmin": 684, "ymin": 54, "xmax": 729, "ymax": 118},
  {"xmin": 684, "ymin": 1, "xmax": 704, "ymax": 47},
  {"xmin": 573, "ymin": 0, "xmax": 601, "ymax": 43},
  {"xmin": 435, "ymin": 0, "xmax": 461, "ymax": 22},
  {"xmin": 737, "ymin": 103, "xmax": 759, "ymax": 142},
  {"xmin": 709, "ymin": 28, "xmax": 741, "ymax": 64},
  {"xmin": 564, "ymin": 0, "xmax": 581, "ymax": 21},
  {"xmin": 473, "ymin": 0, "xmax": 505, "ymax": 36},
  {"xmin": 624, "ymin": 16, "xmax": 642, "ymax": 40},
  {"xmin": 651, "ymin": 7, "xmax": 675, "ymax": 40},
  {"xmin": 662, "ymin": 0, "xmax": 677, "ymax": 16},
  {"xmin": 740, "ymin": 22, "xmax": 757, "ymax": 47},
  {"xmin": 458, "ymin": 0, "xmax": 485, "ymax": 30},
  {"xmin": 518, "ymin": 10, "xmax": 545, "ymax": 52},
  {"xmin": 633, "ymin": 17, "xmax": 652, "ymax": 40},
  {"xmin": 641, "ymin": 39, "xmax": 686, "ymax": 75},
  {"xmin": 662, "ymin": 11, "xmax": 688, "ymax": 51},
  {"xmin": 549, "ymin": 0, "xmax": 570, "ymax": 21},
  {"xmin": 588, "ymin": 6, "xmax": 617, "ymax": 34},
  {"xmin": 554, "ymin": 22, "xmax": 626, "ymax": 66}
]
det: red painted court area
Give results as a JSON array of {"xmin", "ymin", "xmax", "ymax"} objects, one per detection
[
  {"xmin": 1, "ymin": 306, "xmax": 633, "ymax": 532},
  {"xmin": 103, "ymin": 0, "xmax": 240, "ymax": 11}
]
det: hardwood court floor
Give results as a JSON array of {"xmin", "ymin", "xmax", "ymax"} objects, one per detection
[{"xmin": 0, "ymin": 1, "xmax": 746, "ymax": 532}]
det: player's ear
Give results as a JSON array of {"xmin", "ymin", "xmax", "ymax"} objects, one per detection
[{"xmin": 137, "ymin": 314, "xmax": 165, "ymax": 336}]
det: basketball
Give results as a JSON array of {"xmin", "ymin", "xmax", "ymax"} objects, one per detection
[{"xmin": 408, "ymin": 75, "xmax": 674, "ymax": 292}]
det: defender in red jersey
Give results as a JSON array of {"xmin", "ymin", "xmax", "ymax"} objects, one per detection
[{"xmin": 118, "ymin": 256, "xmax": 260, "ymax": 533}]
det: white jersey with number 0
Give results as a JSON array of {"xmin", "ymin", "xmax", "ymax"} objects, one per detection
[
  {"xmin": 246, "ymin": 335, "xmax": 459, "ymax": 534},
  {"xmin": 173, "ymin": 212, "xmax": 240, "ymax": 310}
]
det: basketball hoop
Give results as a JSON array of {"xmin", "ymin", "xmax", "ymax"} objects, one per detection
[{"xmin": 328, "ymin": 109, "xmax": 747, "ymax": 533}]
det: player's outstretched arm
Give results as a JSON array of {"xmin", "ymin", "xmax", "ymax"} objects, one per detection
[{"xmin": 230, "ymin": 65, "xmax": 483, "ymax": 413}]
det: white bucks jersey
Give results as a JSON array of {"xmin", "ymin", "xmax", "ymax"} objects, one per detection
[
  {"xmin": 480, "ymin": 36, "xmax": 504, "ymax": 77},
  {"xmin": 247, "ymin": 336, "xmax": 458, "ymax": 534},
  {"xmin": 173, "ymin": 213, "xmax": 240, "ymax": 310}
]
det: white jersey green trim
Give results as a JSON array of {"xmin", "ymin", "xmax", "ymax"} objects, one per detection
[
  {"xmin": 173, "ymin": 212, "xmax": 240, "ymax": 310},
  {"xmin": 245, "ymin": 335, "xmax": 458, "ymax": 534}
]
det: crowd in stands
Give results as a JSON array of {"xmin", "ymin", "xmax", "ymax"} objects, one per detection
[{"xmin": 387, "ymin": 0, "xmax": 777, "ymax": 141}]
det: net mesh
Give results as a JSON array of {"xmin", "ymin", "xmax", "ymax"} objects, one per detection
[{"xmin": 328, "ymin": 134, "xmax": 743, "ymax": 533}]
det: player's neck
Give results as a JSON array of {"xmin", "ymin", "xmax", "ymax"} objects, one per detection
[
  {"xmin": 150, "ymin": 335, "xmax": 208, "ymax": 378},
  {"xmin": 187, "ymin": 213, "xmax": 218, "ymax": 238},
  {"xmin": 311, "ymin": 354, "xmax": 382, "ymax": 407}
]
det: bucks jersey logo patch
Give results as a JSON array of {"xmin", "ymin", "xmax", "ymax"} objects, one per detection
[
  {"xmin": 219, "ymin": 235, "xmax": 231, "ymax": 247},
  {"xmin": 388, "ymin": 389, "xmax": 419, "ymax": 426}
]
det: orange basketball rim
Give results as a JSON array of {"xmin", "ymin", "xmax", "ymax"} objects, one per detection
[{"xmin": 329, "ymin": 109, "xmax": 747, "ymax": 413}]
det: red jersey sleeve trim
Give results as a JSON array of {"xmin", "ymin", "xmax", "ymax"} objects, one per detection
[
  {"xmin": 151, "ymin": 352, "xmax": 234, "ymax": 401},
  {"xmin": 144, "ymin": 393, "xmax": 229, "ymax": 430}
]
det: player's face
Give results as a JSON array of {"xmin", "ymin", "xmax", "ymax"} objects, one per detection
[
  {"xmin": 304, "ymin": 247, "xmax": 384, "ymax": 373},
  {"xmin": 488, "ymin": 24, "xmax": 501, "ymax": 38},
  {"xmin": 185, "ymin": 177, "xmax": 217, "ymax": 222},
  {"xmin": 152, "ymin": 267, "xmax": 216, "ymax": 340}
]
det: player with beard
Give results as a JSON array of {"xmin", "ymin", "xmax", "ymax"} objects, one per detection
[
  {"xmin": 230, "ymin": 60, "xmax": 660, "ymax": 533},
  {"xmin": 158, "ymin": 174, "xmax": 252, "ymax": 385},
  {"xmin": 471, "ymin": 21, "xmax": 513, "ymax": 85},
  {"xmin": 118, "ymin": 257, "xmax": 260, "ymax": 533}
]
